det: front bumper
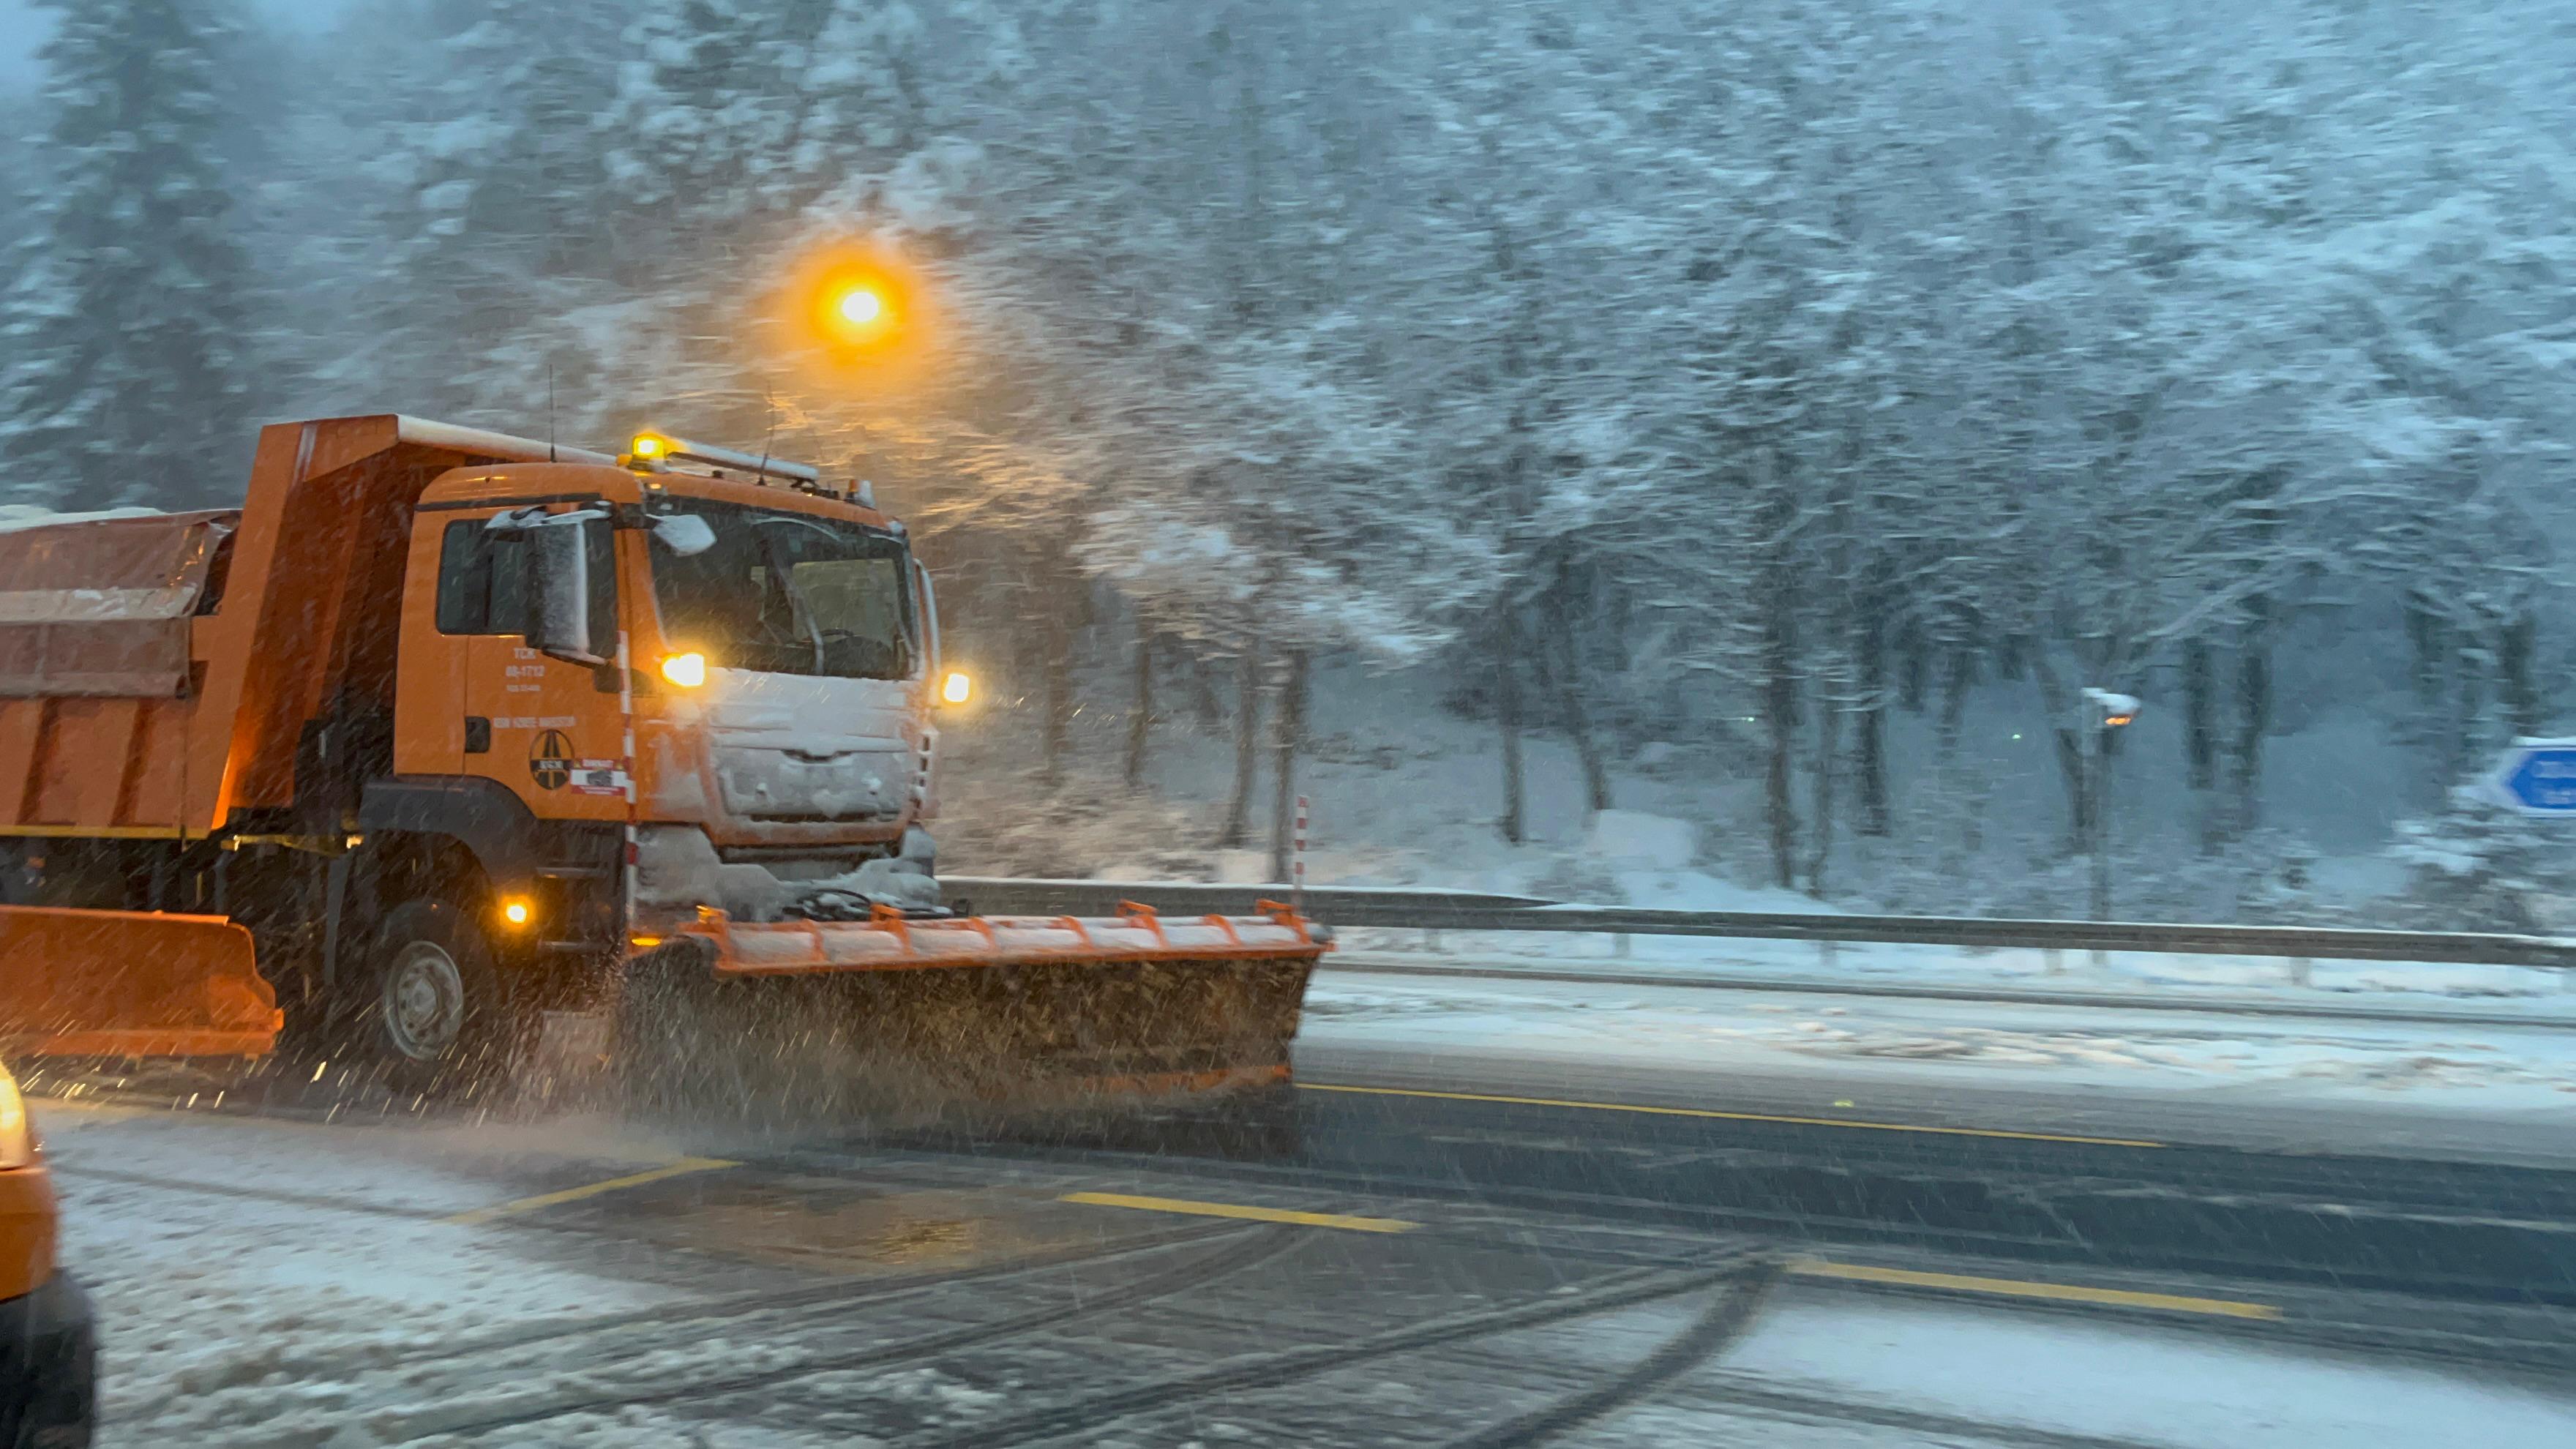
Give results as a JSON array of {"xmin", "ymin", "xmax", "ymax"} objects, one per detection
[{"xmin": 0, "ymin": 1274, "xmax": 95, "ymax": 1448}]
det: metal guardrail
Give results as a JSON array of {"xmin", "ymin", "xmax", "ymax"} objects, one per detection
[{"xmin": 940, "ymin": 877, "xmax": 2576, "ymax": 970}]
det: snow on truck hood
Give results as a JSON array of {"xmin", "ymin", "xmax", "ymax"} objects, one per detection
[{"xmin": 700, "ymin": 665, "xmax": 922, "ymax": 823}]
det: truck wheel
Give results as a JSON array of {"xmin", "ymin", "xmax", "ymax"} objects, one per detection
[{"xmin": 360, "ymin": 900, "xmax": 521, "ymax": 1095}]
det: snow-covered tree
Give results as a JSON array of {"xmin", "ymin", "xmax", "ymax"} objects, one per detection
[{"xmin": 1, "ymin": 0, "xmax": 259, "ymax": 507}]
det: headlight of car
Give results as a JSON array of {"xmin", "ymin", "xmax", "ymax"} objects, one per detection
[{"xmin": 0, "ymin": 1068, "xmax": 35, "ymax": 1169}]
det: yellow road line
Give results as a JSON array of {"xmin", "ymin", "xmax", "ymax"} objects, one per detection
[
  {"xmin": 1300, "ymin": 1082, "xmax": 2166, "ymax": 1149},
  {"xmin": 1793, "ymin": 1258, "xmax": 2280, "ymax": 1319},
  {"xmin": 446, "ymin": 1157, "xmax": 737, "ymax": 1226},
  {"xmin": 1061, "ymin": 1190, "xmax": 1417, "ymax": 1234}
]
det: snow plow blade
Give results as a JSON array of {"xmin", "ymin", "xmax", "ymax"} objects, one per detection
[
  {"xmin": 615, "ymin": 904, "xmax": 1325, "ymax": 1117},
  {"xmin": 0, "ymin": 905, "xmax": 281, "ymax": 1058}
]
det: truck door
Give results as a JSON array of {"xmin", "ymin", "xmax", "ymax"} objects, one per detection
[{"xmin": 428, "ymin": 512, "xmax": 629, "ymax": 824}]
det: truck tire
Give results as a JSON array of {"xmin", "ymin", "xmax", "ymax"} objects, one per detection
[{"xmin": 358, "ymin": 900, "xmax": 523, "ymax": 1095}]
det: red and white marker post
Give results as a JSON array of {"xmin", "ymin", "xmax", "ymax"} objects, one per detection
[{"xmin": 1293, "ymin": 795, "xmax": 1308, "ymax": 913}]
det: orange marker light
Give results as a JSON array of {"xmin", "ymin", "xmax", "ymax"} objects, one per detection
[
  {"xmin": 940, "ymin": 670, "xmax": 973, "ymax": 705},
  {"xmin": 500, "ymin": 898, "xmax": 533, "ymax": 927},
  {"xmin": 661, "ymin": 651, "xmax": 708, "ymax": 688}
]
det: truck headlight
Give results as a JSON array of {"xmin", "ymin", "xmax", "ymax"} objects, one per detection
[{"xmin": 0, "ymin": 1068, "xmax": 35, "ymax": 1169}]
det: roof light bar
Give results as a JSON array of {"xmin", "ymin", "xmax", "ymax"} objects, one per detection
[{"xmin": 629, "ymin": 430, "xmax": 820, "ymax": 485}]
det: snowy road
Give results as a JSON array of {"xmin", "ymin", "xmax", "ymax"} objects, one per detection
[
  {"xmin": 28, "ymin": 967, "xmax": 2576, "ymax": 1445},
  {"xmin": 38, "ymin": 1095, "xmax": 2576, "ymax": 1448}
]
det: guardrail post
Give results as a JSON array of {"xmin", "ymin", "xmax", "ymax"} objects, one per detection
[
  {"xmin": 2043, "ymin": 948, "xmax": 2064, "ymax": 975},
  {"xmin": 1613, "ymin": 933, "xmax": 1630, "ymax": 958},
  {"xmin": 2287, "ymin": 956, "xmax": 2313, "ymax": 988},
  {"xmin": 1425, "ymin": 926, "xmax": 1444, "ymax": 954},
  {"xmin": 1818, "ymin": 938, "xmax": 1837, "ymax": 969}
]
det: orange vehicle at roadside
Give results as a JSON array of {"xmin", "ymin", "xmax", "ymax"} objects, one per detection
[
  {"xmin": 0, "ymin": 1064, "xmax": 91, "ymax": 1447},
  {"xmin": 0, "ymin": 415, "xmax": 1321, "ymax": 1111}
]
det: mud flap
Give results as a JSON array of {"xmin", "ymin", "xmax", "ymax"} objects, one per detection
[
  {"xmin": 613, "ymin": 908, "xmax": 1322, "ymax": 1122},
  {"xmin": 0, "ymin": 905, "xmax": 280, "ymax": 1058}
]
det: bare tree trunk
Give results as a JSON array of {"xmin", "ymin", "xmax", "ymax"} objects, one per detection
[
  {"xmin": 2184, "ymin": 637, "xmax": 2219, "ymax": 854},
  {"xmin": 2229, "ymin": 599, "xmax": 2271, "ymax": 838},
  {"xmin": 2183, "ymin": 639, "xmax": 2216, "ymax": 791},
  {"xmin": 1553, "ymin": 596, "xmax": 1611, "ymax": 816},
  {"xmin": 1935, "ymin": 649, "xmax": 1973, "ymax": 763},
  {"xmin": 1039, "ymin": 559, "xmax": 1076, "ymax": 789},
  {"xmin": 1898, "ymin": 619, "xmax": 1930, "ymax": 714},
  {"xmin": 1854, "ymin": 580, "xmax": 1890, "ymax": 836},
  {"xmin": 1806, "ymin": 675, "xmax": 1843, "ymax": 897},
  {"xmin": 1218, "ymin": 640, "xmax": 1263, "ymax": 848},
  {"xmin": 2031, "ymin": 654, "xmax": 2092, "ymax": 853},
  {"xmin": 1761, "ymin": 577, "xmax": 1797, "ymax": 890},
  {"xmin": 2405, "ymin": 592, "xmax": 2443, "ymax": 707},
  {"xmin": 1267, "ymin": 650, "xmax": 1308, "ymax": 880},
  {"xmin": 2403, "ymin": 592, "xmax": 2445, "ymax": 763},
  {"xmin": 1124, "ymin": 626, "xmax": 1153, "ymax": 790},
  {"xmin": 1933, "ymin": 648, "xmax": 1978, "ymax": 869},
  {"xmin": 1185, "ymin": 645, "xmax": 1224, "ymax": 733},
  {"xmin": 1495, "ymin": 605, "xmax": 1527, "ymax": 845},
  {"xmin": 2449, "ymin": 644, "xmax": 2484, "ymax": 787},
  {"xmin": 2500, "ymin": 610, "xmax": 2542, "ymax": 738}
]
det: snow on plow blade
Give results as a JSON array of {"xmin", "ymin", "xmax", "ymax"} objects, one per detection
[
  {"xmin": 0, "ymin": 905, "xmax": 281, "ymax": 1058},
  {"xmin": 615, "ymin": 904, "xmax": 1326, "ymax": 1116}
]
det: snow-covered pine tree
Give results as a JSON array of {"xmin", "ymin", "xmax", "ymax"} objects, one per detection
[
  {"xmin": 606, "ymin": 0, "xmax": 813, "ymax": 241},
  {"xmin": 1, "ymin": 0, "xmax": 258, "ymax": 508},
  {"xmin": 315, "ymin": 0, "xmax": 629, "ymax": 427}
]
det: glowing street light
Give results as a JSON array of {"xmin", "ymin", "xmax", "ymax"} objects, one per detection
[
  {"xmin": 809, "ymin": 267, "xmax": 902, "ymax": 350},
  {"xmin": 836, "ymin": 285, "xmax": 886, "ymax": 325}
]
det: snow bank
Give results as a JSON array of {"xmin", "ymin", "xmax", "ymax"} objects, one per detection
[
  {"xmin": 1586, "ymin": 809, "xmax": 1696, "ymax": 869},
  {"xmin": 1304, "ymin": 971, "xmax": 2576, "ymax": 1115}
]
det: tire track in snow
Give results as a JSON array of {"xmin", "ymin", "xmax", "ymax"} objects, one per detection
[
  {"xmin": 378, "ymin": 1222, "xmax": 1301, "ymax": 1442},
  {"xmin": 1437, "ymin": 1257, "xmax": 1784, "ymax": 1448},
  {"xmin": 884, "ymin": 1252, "xmax": 1768, "ymax": 1448}
]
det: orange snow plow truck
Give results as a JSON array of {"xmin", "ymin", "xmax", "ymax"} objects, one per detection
[{"xmin": 0, "ymin": 415, "xmax": 1321, "ymax": 1110}]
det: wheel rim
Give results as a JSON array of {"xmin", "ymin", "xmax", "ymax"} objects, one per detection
[{"xmin": 382, "ymin": 941, "xmax": 466, "ymax": 1061}]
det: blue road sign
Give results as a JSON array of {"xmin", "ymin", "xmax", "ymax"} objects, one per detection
[{"xmin": 2491, "ymin": 739, "xmax": 2576, "ymax": 816}]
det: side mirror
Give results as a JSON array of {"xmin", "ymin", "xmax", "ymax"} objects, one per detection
[
  {"xmin": 523, "ymin": 523, "xmax": 602, "ymax": 664},
  {"xmin": 651, "ymin": 514, "xmax": 715, "ymax": 556}
]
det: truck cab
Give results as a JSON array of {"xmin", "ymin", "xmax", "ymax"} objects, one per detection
[{"xmin": 385, "ymin": 441, "xmax": 948, "ymax": 941}]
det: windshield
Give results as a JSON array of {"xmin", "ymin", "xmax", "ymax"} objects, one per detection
[{"xmin": 648, "ymin": 501, "xmax": 915, "ymax": 680}]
